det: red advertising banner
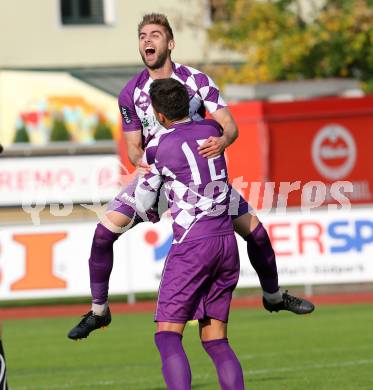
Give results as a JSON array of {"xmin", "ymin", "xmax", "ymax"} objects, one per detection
[
  {"xmin": 265, "ymin": 96, "xmax": 373, "ymax": 206},
  {"xmin": 228, "ymin": 96, "xmax": 373, "ymax": 207},
  {"xmin": 117, "ymin": 96, "xmax": 373, "ymax": 208}
]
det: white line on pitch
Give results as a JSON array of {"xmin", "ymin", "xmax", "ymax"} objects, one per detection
[
  {"xmin": 240, "ymin": 344, "xmax": 373, "ymax": 360},
  {"xmin": 11, "ymin": 358, "xmax": 373, "ymax": 389}
]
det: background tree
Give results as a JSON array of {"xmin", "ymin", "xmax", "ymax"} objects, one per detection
[
  {"xmin": 93, "ymin": 120, "xmax": 113, "ymax": 141},
  {"xmin": 208, "ymin": 0, "xmax": 373, "ymax": 91},
  {"xmin": 14, "ymin": 125, "xmax": 30, "ymax": 143},
  {"xmin": 50, "ymin": 118, "xmax": 71, "ymax": 142}
]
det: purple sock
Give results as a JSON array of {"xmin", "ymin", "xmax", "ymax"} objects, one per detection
[
  {"xmin": 154, "ymin": 331, "xmax": 191, "ymax": 390},
  {"xmin": 245, "ymin": 222, "xmax": 279, "ymax": 293},
  {"xmin": 89, "ymin": 224, "xmax": 120, "ymax": 304},
  {"xmin": 202, "ymin": 338, "xmax": 244, "ymax": 390}
]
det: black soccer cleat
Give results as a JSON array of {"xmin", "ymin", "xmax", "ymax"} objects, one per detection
[
  {"xmin": 67, "ymin": 308, "xmax": 111, "ymax": 340},
  {"xmin": 263, "ymin": 290, "xmax": 315, "ymax": 315}
]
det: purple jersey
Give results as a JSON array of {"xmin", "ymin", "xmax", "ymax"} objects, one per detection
[
  {"xmin": 118, "ymin": 62, "xmax": 227, "ymax": 146},
  {"xmin": 135, "ymin": 119, "xmax": 233, "ymax": 243}
]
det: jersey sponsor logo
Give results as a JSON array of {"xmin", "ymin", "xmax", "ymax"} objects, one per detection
[
  {"xmin": 120, "ymin": 192, "xmax": 136, "ymax": 204},
  {"xmin": 121, "ymin": 106, "xmax": 132, "ymax": 124},
  {"xmin": 141, "ymin": 116, "xmax": 150, "ymax": 128}
]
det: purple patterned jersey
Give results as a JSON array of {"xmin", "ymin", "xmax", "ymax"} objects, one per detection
[
  {"xmin": 135, "ymin": 119, "xmax": 233, "ymax": 244},
  {"xmin": 118, "ymin": 62, "xmax": 227, "ymax": 146}
]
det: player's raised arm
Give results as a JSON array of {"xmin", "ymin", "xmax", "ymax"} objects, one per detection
[
  {"xmin": 198, "ymin": 107, "xmax": 238, "ymax": 158},
  {"xmin": 123, "ymin": 130, "xmax": 149, "ymax": 170},
  {"xmin": 195, "ymin": 73, "xmax": 239, "ymax": 158},
  {"xmin": 119, "ymin": 82, "xmax": 150, "ymax": 171},
  {"xmin": 212, "ymin": 107, "xmax": 238, "ymax": 146}
]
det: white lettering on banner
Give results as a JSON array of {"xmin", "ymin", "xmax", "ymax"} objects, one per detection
[
  {"xmin": 0, "ymin": 208, "xmax": 373, "ymax": 300},
  {"xmin": 0, "ymin": 168, "xmax": 83, "ymax": 191},
  {"xmin": 0, "ymin": 155, "xmax": 121, "ymax": 205}
]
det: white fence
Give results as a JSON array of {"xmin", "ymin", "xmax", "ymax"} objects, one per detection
[{"xmin": 0, "ymin": 207, "xmax": 372, "ymax": 300}]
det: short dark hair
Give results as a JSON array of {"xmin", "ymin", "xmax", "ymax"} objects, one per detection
[
  {"xmin": 149, "ymin": 79, "xmax": 190, "ymax": 121},
  {"xmin": 138, "ymin": 13, "xmax": 174, "ymax": 40}
]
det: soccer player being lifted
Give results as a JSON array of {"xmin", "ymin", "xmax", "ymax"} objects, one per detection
[
  {"xmin": 136, "ymin": 78, "xmax": 244, "ymax": 389},
  {"xmin": 68, "ymin": 13, "xmax": 314, "ymax": 340}
]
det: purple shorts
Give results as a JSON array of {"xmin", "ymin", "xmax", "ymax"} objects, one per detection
[
  {"xmin": 155, "ymin": 234, "xmax": 240, "ymax": 323},
  {"xmin": 107, "ymin": 177, "xmax": 252, "ymax": 223}
]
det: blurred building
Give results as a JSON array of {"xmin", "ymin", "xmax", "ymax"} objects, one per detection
[
  {"xmin": 0, "ymin": 0, "xmax": 242, "ymax": 148},
  {"xmin": 0, "ymin": 0, "xmax": 238, "ymax": 69}
]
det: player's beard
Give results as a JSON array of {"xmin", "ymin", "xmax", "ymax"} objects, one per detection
[{"xmin": 141, "ymin": 48, "xmax": 170, "ymax": 70}]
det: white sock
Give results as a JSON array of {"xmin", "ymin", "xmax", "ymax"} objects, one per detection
[
  {"xmin": 263, "ymin": 290, "xmax": 283, "ymax": 304},
  {"xmin": 91, "ymin": 302, "xmax": 108, "ymax": 316}
]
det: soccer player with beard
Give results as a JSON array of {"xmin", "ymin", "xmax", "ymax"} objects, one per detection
[
  {"xmin": 67, "ymin": 13, "xmax": 314, "ymax": 340},
  {"xmin": 136, "ymin": 78, "xmax": 244, "ymax": 390}
]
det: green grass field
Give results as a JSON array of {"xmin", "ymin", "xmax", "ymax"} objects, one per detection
[{"xmin": 3, "ymin": 304, "xmax": 373, "ymax": 390}]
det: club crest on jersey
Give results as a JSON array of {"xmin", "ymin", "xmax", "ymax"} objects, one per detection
[
  {"xmin": 121, "ymin": 106, "xmax": 132, "ymax": 124},
  {"xmin": 136, "ymin": 91, "xmax": 151, "ymax": 112}
]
